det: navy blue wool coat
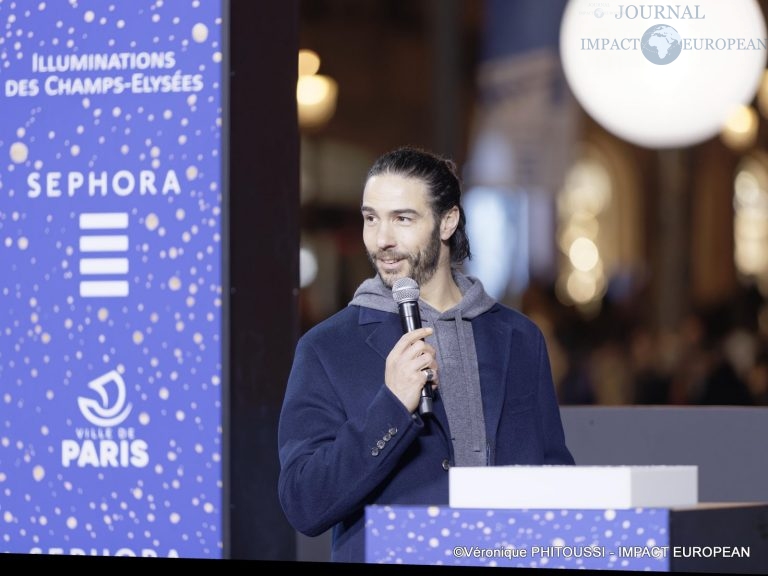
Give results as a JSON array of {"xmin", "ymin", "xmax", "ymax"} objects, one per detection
[{"xmin": 278, "ymin": 303, "xmax": 574, "ymax": 563}]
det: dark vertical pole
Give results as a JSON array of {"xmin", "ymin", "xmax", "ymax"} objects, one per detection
[
  {"xmin": 430, "ymin": 0, "xmax": 460, "ymax": 158},
  {"xmin": 227, "ymin": 0, "xmax": 299, "ymax": 561},
  {"xmin": 654, "ymin": 149, "xmax": 690, "ymax": 333}
]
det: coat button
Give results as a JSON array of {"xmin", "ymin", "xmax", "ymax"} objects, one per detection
[
  {"xmin": 376, "ymin": 440, "xmax": 386, "ymax": 449},
  {"xmin": 388, "ymin": 427, "xmax": 398, "ymax": 436},
  {"xmin": 441, "ymin": 459, "xmax": 450, "ymax": 471},
  {"xmin": 371, "ymin": 448, "xmax": 380, "ymax": 457},
  {"xmin": 383, "ymin": 433, "xmax": 391, "ymax": 442}
]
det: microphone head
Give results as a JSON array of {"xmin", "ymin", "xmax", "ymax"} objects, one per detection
[{"xmin": 392, "ymin": 277, "xmax": 420, "ymax": 304}]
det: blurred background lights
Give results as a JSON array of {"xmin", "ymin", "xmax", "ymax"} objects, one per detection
[
  {"xmin": 734, "ymin": 152, "xmax": 768, "ymax": 282},
  {"xmin": 566, "ymin": 269, "xmax": 599, "ymax": 304},
  {"xmin": 299, "ymin": 246, "xmax": 318, "ymax": 288},
  {"xmin": 297, "ymin": 75, "xmax": 336, "ymax": 108},
  {"xmin": 556, "ymin": 150, "xmax": 612, "ymax": 310},
  {"xmin": 721, "ymin": 105, "xmax": 759, "ymax": 151},
  {"xmin": 757, "ymin": 69, "xmax": 768, "ymax": 117},
  {"xmin": 298, "ymin": 49, "xmax": 321, "ymax": 76},
  {"xmin": 297, "ymin": 49, "xmax": 338, "ymax": 129},
  {"xmin": 464, "ymin": 186, "xmax": 527, "ymax": 299},
  {"xmin": 569, "ymin": 237, "xmax": 600, "ymax": 272}
]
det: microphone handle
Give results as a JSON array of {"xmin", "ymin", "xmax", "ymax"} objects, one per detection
[
  {"xmin": 398, "ymin": 300, "xmax": 421, "ymax": 333},
  {"xmin": 398, "ymin": 301, "xmax": 434, "ymax": 416},
  {"xmin": 418, "ymin": 383, "xmax": 434, "ymax": 416}
]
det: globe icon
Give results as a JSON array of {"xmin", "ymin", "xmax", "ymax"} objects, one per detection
[{"xmin": 641, "ymin": 24, "xmax": 683, "ymax": 65}]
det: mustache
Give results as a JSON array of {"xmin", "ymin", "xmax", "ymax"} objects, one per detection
[{"xmin": 373, "ymin": 250, "xmax": 408, "ymax": 261}]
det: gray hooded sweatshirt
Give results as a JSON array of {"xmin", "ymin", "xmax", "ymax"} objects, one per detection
[{"xmin": 349, "ymin": 271, "xmax": 497, "ymax": 466}]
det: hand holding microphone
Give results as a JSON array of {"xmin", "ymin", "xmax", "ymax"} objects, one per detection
[{"xmin": 389, "ymin": 277, "xmax": 437, "ymax": 416}]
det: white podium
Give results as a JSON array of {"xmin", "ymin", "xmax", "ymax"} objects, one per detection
[
  {"xmin": 449, "ymin": 465, "xmax": 698, "ymax": 509},
  {"xmin": 366, "ymin": 465, "xmax": 768, "ymax": 572}
]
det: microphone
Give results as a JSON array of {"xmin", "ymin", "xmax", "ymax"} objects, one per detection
[{"xmin": 392, "ymin": 277, "xmax": 434, "ymax": 416}]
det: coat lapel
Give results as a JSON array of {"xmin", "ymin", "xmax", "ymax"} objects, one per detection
[
  {"xmin": 358, "ymin": 307, "xmax": 402, "ymax": 360},
  {"xmin": 358, "ymin": 306, "xmax": 453, "ymax": 443},
  {"xmin": 473, "ymin": 306, "xmax": 513, "ymax": 450}
]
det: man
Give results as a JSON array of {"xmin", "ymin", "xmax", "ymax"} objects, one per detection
[{"xmin": 278, "ymin": 146, "xmax": 574, "ymax": 563}]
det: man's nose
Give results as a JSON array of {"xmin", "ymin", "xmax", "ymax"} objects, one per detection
[{"xmin": 376, "ymin": 221, "xmax": 395, "ymax": 249}]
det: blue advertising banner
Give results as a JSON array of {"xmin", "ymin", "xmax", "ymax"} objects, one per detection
[{"xmin": 0, "ymin": 0, "xmax": 224, "ymax": 558}]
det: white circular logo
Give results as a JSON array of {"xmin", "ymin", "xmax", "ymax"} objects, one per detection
[{"xmin": 560, "ymin": 0, "xmax": 767, "ymax": 147}]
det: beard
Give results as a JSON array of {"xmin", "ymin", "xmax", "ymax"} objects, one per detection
[{"xmin": 368, "ymin": 223, "xmax": 442, "ymax": 289}]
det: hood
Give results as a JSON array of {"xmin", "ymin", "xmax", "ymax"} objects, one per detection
[
  {"xmin": 348, "ymin": 275, "xmax": 399, "ymax": 314},
  {"xmin": 348, "ymin": 271, "xmax": 496, "ymax": 318}
]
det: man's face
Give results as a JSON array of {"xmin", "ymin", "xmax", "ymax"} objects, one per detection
[{"xmin": 361, "ymin": 173, "xmax": 443, "ymax": 289}]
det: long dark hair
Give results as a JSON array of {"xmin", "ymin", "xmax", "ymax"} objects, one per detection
[{"xmin": 366, "ymin": 146, "xmax": 471, "ymax": 264}]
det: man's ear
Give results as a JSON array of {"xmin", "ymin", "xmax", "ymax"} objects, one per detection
[{"xmin": 440, "ymin": 206, "xmax": 460, "ymax": 241}]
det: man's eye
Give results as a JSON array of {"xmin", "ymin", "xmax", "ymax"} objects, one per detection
[{"xmin": 396, "ymin": 216, "xmax": 412, "ymax": 223}]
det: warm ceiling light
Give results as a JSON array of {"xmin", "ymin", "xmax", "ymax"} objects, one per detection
[
  {"xmin": 569, "ymin": 237, "xmax": 600, "ymax": 272},
  {"xmin": 721, "ymin": 105, "xmax": 759, "ymax": 151},
  {"xmin": 297, "ymin": 75, "xmax": 338, "ymax": 128},
  {"xmin": 298, "ymin": 49, "xmax": 321, "ymax": 77}
]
